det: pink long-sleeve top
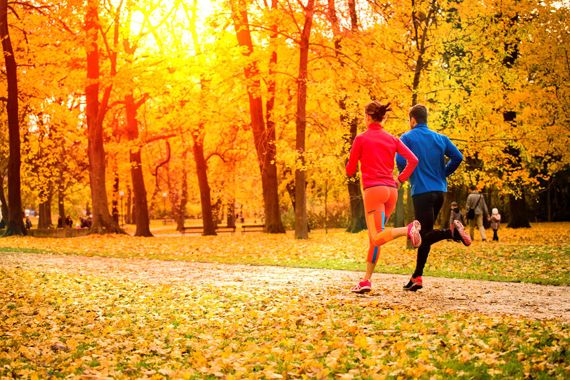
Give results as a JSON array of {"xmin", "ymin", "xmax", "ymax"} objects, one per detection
[{"xmin": 346, "ymin": 122, "xmax": 418, "ymax": 189}]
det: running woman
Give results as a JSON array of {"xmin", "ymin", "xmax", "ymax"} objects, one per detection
[{"xmin": 346, "ymin": 101, "xmax": 421, "ymax": 294}]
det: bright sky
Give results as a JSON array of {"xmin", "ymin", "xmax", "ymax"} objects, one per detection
[{"xmin": 128, "ymin": 0, "xmax": 216, "ymax": 52}]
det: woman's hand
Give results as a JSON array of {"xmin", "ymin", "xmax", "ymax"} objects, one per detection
[{"xmin": 395, "ymin": 178, "xmax": 402, "ymax": 188}]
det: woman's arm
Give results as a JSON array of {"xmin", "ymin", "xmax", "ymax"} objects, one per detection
[
  {"xmin": 345, "ymin": 136, "xmax": 362, "ymax": 177},
  {"xmin": 396, "ymin": 139, "xmax": 419, "ymax": 183}
]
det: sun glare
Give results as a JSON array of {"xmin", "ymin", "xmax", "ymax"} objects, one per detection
[{"xmin": 127, "ymin": 0, "xmax": 216, "ymax": 53}]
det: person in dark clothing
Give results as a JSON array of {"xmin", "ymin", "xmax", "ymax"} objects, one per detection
[
  {"xmin": 449, "ymin": 201, "xmax": 465, "ymax": 227},
  {"xmin": 25, "ymin": 216, "xmax": 32, "ymax": 230},
  {"xmin": 396, "ymin": 104, "xmax": 472, "ymax": 291}
]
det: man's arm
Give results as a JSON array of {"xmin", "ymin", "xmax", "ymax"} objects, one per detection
[
  {"xmin": 482, "ymin": 196, "xmax": 489, "ymax": 215},
  {"xmin": 444, "ymin": 136, "xmax": 463, "ymax": 176},
  {"xmin": 466, "ymin": 194, "xmax": 473, "ymax": 209}
]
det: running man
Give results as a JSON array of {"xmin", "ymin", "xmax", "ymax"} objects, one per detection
[
  {"xmin": 396, "ymin": 104, "xmax": 471, "ymax": 292},
  {"xmin": 346, "ymin": 101, "xmax": 421, "ymax": 294}
]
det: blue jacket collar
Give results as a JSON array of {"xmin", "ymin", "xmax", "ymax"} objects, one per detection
[{"xmin": 414, "ymin": 123, "xmax": 428, "ymax": 129}]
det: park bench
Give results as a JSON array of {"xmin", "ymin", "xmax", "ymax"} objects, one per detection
[
  {"xmin": 241, "ymin": 224, "xmax": 265, "ymax": 233},
  {"xmin": 181, "ymin": 225, "xmax": 236, "ymax": 234}
]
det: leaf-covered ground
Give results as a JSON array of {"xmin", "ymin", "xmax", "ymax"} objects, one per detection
[
  {"xmin": 0, "ymin": 259, "xmax": 569, "ymax": 377},
  {"xmin": 0, "ymin": 258, "xmax": 568, "ymax": 379},
  {"xmin": 1, "ymin": 222, "xmax": 568, "ymax": 285},
  {"xmin": 0, "ymin": 223, "xmax": 568, "ymax": 378}
]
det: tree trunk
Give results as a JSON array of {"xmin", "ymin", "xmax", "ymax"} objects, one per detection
[
  {"xmin": 126, "ymin": 185, "xmax": 132, "ymax": 224},
  {"xmin": 341, "ymin": 106, "xmax": 366, "ymax": 232},
  {"xmin": 125, "ymin": 93, "xmax": 152, "ymax": 237},
  {"xmin": 1, "ymin": 0, "xmax": 25, "ymax": 236},
  {"xmin": 112, "ymin": 164, "xmax": 119, "ymax": 224},
  {"xmin": 0, "ymin": 173, "xmax": 9, "ymax": 226},
  {"xmin": 328, "ymin": 0, "xmax": 365, "ymax": 233},
  {"xmin": 38, "ymin": 202, "xmax": 50, "ymax": 229},
  {"xmin": 294, "ymin": 0, "xmax": 315, "ymax": 239},
  {"xmin": 346, "ymin": 181, "xmax": 366, "ymax": 232},
  {"xmin": 547, "ymin": 181, "xmax": 552, "ymax": 222},
  {"xmin": 230, "ymin": 0, "xmax": 284, "ymax": 233},
  {"xmin": 57, "ymin": 186, "xmax": 65, "ymax": 226},
  {"xmin": 129, "ymin": 148, "xmax": 152, "ymax": 236},
  {"xmin": 508, "ymin": 194, "xmax": 531, "ymax": 228},
  {"xmin": 170, "ymin": 151, "xmax": 188, "ymax": 232},
  {"xmin": 38, "ymin": 191, "xmax": 53, "ymax": 229},
  {"xmin": 192, "ymin": 130, "xmax": 216, "ymax": 235},
  {"xmin": 85, "ymin": 0, "xmax": 122, "ymax": 234},
  {"xmin": 227, "ymin": 202, "xmax": 236, "ymax": 228},
  {"xmin": 225, "ymin": 159, "xmax": 237, "ymax": 228},
  {"xmin": 186, "ymin": 3, "xmax": 216, "ymax": 235},
  {"xmin": 347, "ymin": 0, "xmax": 358, "ymax": 30}
]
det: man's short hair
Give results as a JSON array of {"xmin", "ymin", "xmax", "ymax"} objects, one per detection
[{"xmin": 409, "ymin": 104, "xmax": 428, "ymax": 124}]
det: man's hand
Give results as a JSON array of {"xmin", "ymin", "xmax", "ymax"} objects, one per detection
[{"xmin": 395, "ymin": 178, "xmax": 402, "ymax": 188}]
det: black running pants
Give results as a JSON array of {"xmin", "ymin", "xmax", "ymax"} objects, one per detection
[{"xmin": 412, "ymin": 191, "xmax": 452, "ymax": 278}]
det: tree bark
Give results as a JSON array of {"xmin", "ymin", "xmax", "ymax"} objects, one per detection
[
  {"xmin": 38, "ymin": 187, "xmax": 53, "ymax": 229},
  {"xmin": 0, "ymin": 173, "xmax": 9, "ymax": 226},
  {"xmin": 347, "ymin": 0, "xmax": 358, "ymax": 30},
  {"xmin": 230, "ymin": 0, "xmax": 284, "ymax": 233},
  {"xmin": 508, "ymin": 195, "xmax": 531, "ymax": 228},
  {"xmin": 57, "ymin": 186, "xmax": 65, "ymax": 226},
  {"xmin": 192, "ymin": 129, "xmax": 216, "ymax": 235},
  {"xmin": 112, "ymin": 163, "xmax": 120, "ymax": 224},
  {"xmin": 85, "ymin": 0, "xmax": 122, "ymax": 234},
  {"xmin": 0, "ymin": 0, "xmax": 25, "ymax": 236},
  {"xmin": 294, "ymin": 0, "xmax": 315, "ymax": 239},
  {"xmin": 342, "ymin": 105, "xmax": 366, "ymax": 232},
  {"xmin": 38, "ymin": 197, "xmax": 52, "ymax": 229},
  {"xmin": 126, "ymin": 185, "xmax": 132, "ymax": 224},
  {"xmin": 125, "ymin": 93, "xmax": 152, "ymax": 237},
  {"xmin": 168, "ymin": 149, "xmax": 188, "ymax": 232},
  {"xmin": 264, "ymin": 0, "xmax": 281, "ymax": 231}
]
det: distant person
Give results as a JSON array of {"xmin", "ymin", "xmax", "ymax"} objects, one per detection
[
  {"xmin": 346, "ymin": 100, "xmax": 420, "ymax": 294},
  {"xmin": 396, "ymin": 104, "xmax": 471, "ymax": 292},
  {"xmin": 466, "ymin": 186, "xmax": 489, "ymax": 241},
  {"xmin": 57, "ymin": 215, "xmax": 64, "ymax": 228},
  {"xmin": 25, "ymin": 216, "xmax": 32, "ymax": 230},
  {"xmin": 490, "ymin": 208, "xmax": 501, "ymax": 241},
  {"xmin": 449, "ymin": 201, "xmax": 465, "ymax": 227},
  {"xmin": 80, "ymin": 216, "xmax": 92, "ymax": 229},
  {"xmin": 65, "ymin": 215, "xmax": 73, "ymax": 228}
]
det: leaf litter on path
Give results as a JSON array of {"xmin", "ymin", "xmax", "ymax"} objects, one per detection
[{"xmin": 1, "ymin": 252, "xmax": 568, "ymax": 321}]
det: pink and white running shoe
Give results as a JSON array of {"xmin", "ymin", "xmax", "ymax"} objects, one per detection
[
  {"xmin": 351, "ymin": 279, "xmax": 372, "ymax": 294},
  {"xmin": 407, "ymin": 220, "xmax": 422, "ymax": 248},
  {"xmin": 452, "ymin": 220, "xmax": 472, "ymax": 246}
]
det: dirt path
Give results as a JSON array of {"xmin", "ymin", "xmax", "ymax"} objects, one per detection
[{"xmin": 1, "ymin": 252, "xmax": 568, "ymax": 321}]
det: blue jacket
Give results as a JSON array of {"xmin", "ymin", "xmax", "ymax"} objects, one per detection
[{"xmin": 396, "ymin": 124, "xmax": 463, "ymax": 197}]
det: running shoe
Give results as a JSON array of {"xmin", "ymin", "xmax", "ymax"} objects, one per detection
[
  {"xmin": 451, "ymin": 220, "xmax": 472, "ymax": 246},
  {"xmin": 407, "ymin": 220, "xmax": 422, "ymax": 248},
  {"xmin": 351, "ymin": 279, "xmax": 372, "ymax": 294},
  {"xmin": 403, "ymin": 276, "xmax": 423, "ymax": 291}
]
